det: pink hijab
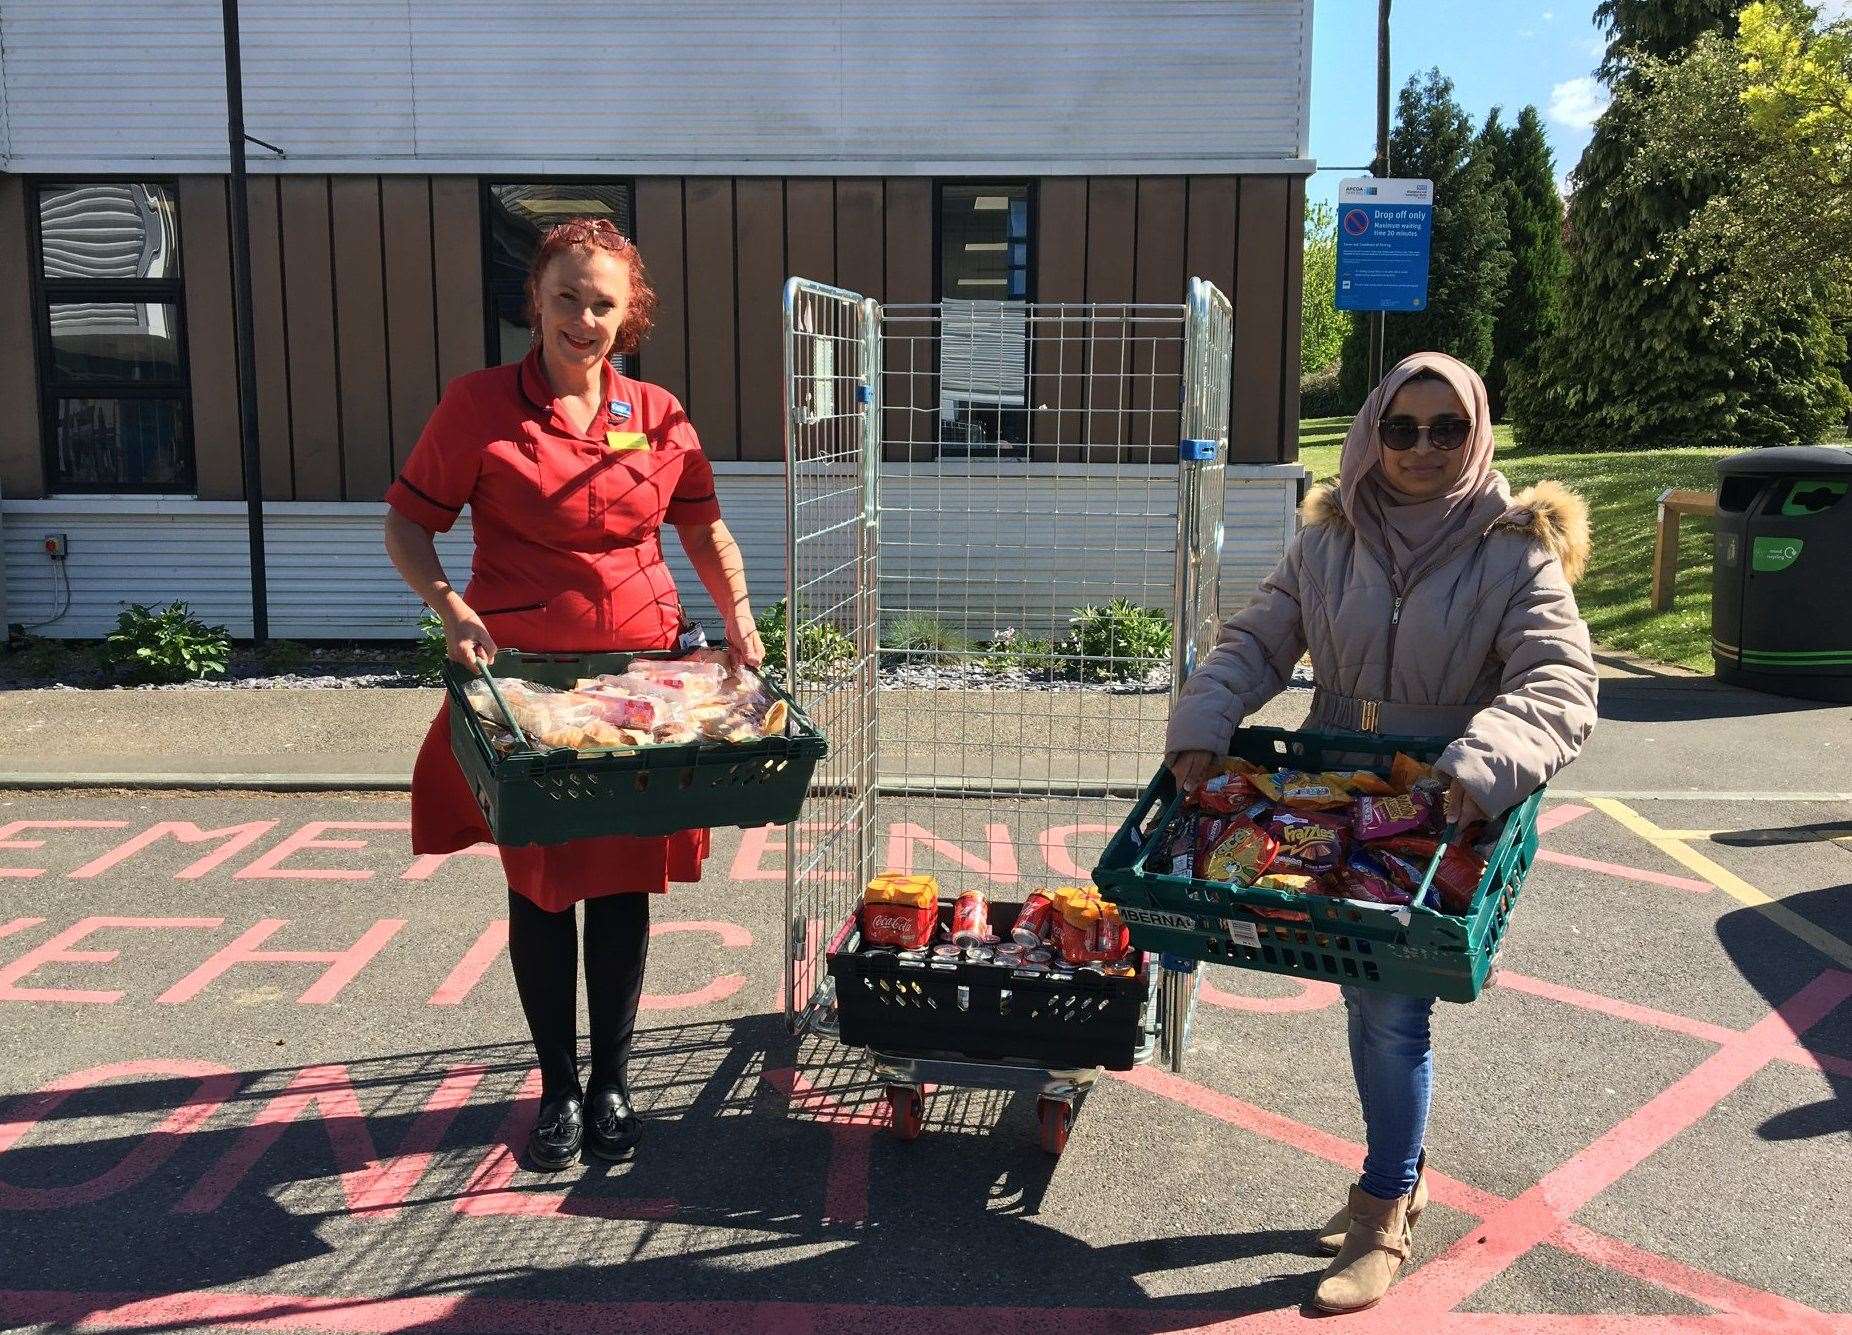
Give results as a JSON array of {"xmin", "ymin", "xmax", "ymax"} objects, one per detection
[{"xmin": 1337, "ymin": 351, "xmax": 1511, "ymax": 582}]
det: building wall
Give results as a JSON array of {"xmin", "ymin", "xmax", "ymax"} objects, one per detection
[
  {"xmin": 0, "ymin": 1, "xmax": 1314, "ymax": 176},
  {"xmin": 1, "ymin": 170, "xmax": 1305, "ymax": 502}
]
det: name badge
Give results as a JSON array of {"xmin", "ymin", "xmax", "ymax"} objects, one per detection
[
  {"xmin": 605, "ymin": 431, "xmax": 650, "ymax": 453},
  {"xmin": 609, "ymin": 399, "xmax": 633, "ymax": 421}
]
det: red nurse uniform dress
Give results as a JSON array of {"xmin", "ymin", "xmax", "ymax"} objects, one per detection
[{"xmin": 385, "ymin": 348, "xmax": 721, "ymax": 911}]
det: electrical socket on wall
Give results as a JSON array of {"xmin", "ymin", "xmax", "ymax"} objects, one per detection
[{"xmin": 42, "ymin": 533, "xmax": 67, "ymax": 560}]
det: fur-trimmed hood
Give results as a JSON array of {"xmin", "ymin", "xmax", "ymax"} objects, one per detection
[{"xmin": 1299, "ymin": 478, "xmax": 1590, "ymax": 585}]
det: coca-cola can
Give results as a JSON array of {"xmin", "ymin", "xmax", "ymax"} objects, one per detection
[
  {"xmin": 1011, "ymin": 891, "xmax": 1056, "ymax": 946},
  {"xmin": 951, "ymin": 889, "xmax": 990, "ymax": 946}
]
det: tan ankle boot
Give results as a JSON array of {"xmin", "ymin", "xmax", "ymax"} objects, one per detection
[
  {"xmin": 1311, "ymin": 1185, "xmax": 1412, "ymax": 1314},
  {"xmin": 1314, "ymin": 1151, "xmax": 1427, "ymax": 1255}
]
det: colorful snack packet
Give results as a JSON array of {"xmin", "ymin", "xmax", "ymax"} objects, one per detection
[
  {"xmin": 1250, "ymin": 870, "xmax": 1316, "ymax": 921},
  {"xmin": 1220, "ymin": 757, "xmax": 1285, "ymax": 803},
  {"xmin": 1195, "ymin": 771, "xmax": 1260, "ymax": 815},
  {"xmin": 1329, "ymin": 851, "xmax": 1412, "ymax": 906},
  {"xmin": 1337, "ymin": 769, "xmax": 1399, "ymax": 796},
  {"xmin": 1352, "ymin": 790, "xmax": 1438, "ymax": 842},
  {"xmin": 1372, "ymin": 836, "xmax": 1488, "ymax": 914},
  {"xmin": 1265, "ymin": 807, "xmax": 1350, "ymax": 874},
  {"xmin": 1200, "ymin": 815, "xmax": 1280, "ymax": 885},
  {"xmin": 1391, "ymin": 752, "xmax": 1441, "ymax": 794}
]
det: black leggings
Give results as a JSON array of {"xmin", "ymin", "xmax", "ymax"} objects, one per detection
[{"xmin": 505, "ymin": 889, "xmax": 650, "ymax": 1100}]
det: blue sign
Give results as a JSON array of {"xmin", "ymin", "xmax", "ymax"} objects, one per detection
[{"xmin": 1334, "ymin": 178, "xmax": 1434, "ymax": 313}]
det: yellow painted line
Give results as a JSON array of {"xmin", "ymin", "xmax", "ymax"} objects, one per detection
[
  {"xmin": 1660, "ymin": 828, "xmax": 1852, "ymax": 845},
  {"xmin": 1658, "ymin": 830, "xmax": 1723, "ymax": 840},
  {"xmin": 1589, "ymin": 798, "xmax": 1852, "ymax": 972}
]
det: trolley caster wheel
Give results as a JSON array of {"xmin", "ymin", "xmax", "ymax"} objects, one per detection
[
  {"xmin": 1037, "ymin": 1096, "xmax": 1072, "ymax": 1156},
  {"xmin": 886, "ymin": 1085, "xmax": 923, "ymax": 1141}
]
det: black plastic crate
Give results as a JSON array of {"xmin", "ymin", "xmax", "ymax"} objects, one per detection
[{"xmin": 825, "ymin": 900, "xmax": 1149, "ymax": 1071}]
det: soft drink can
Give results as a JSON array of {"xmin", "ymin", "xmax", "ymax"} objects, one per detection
[
  {"xmin": 1026, "ymin": 948, "xmax": 1054, "ymax": 966},
  {"xmin": 1011, "ymin": 891, "xmax": 1056, "ymax": 946},
  {"xmin": 932, "ymin": 944, "xmax": 963, "ymax": 961},
  {"xmin": 951, "ymin": 889, "xmax": 990, "ymax": 946}
]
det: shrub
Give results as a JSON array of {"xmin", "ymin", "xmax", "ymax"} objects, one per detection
[
  {"xmin": 1057, "ymin": 599, "xmax": 1173, "ymax": 682},
  {"xmin": 102, "ymin": 602, "xmax": 231, "ymax": 684},
  {"xmin": 881, "ymin": 613, "xmax": 974, "ymax": 667},
  {"xmin": 758, "ymin": 599, "xmax": 855, "ymax": 679},
  {"xmin": 415, "ymin": 611, "xmax": 449, "ymax": 685},
  {"xmin": 1300, "ymin": 364, "xmax": 1358, "ymax": 420},
  {"xmin": 983, "ymin": 629, "xmax": 1060, "ymax": 677}
]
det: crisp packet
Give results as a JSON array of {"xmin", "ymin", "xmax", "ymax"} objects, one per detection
[
  {"xmin": 1372, "ymin": 836, "xmax": 1488, "ymax": 915},
  {"xmin": 1329, "ymin": 851, "xmax": 1412, "ymax": 906},
  {"xmin": 1200, "ymin": 816, "xmax": 1279, "ymax": 884},
  {"xmin": 1266, "ymin": 807, "xmax": 1349, "ymax": 874},
  {"xmin": 1353, "ymin": 790, "xmax": 1438, "ymax": 841},
  {"xmin": 1222, "ymin": 757, "xmax": 1284, "ymax": 803},
  {"xmin": 1391, "ymin": 752, "xmax": 1441, "ymax": 794},
  {"xmin": 1337, "ymin": 769, "xmax": 1399, "ymax": 796},
  {"xmin": 1277, "ymin": 771, "xmax": 1357, "ymax": 810},
  {"xmin": 1250, "ymin": 870, "xmax": 1316, "ymax": 921},
  {"xmin": 1196, "ymin": 771, "xmax": 1260, "ymax": 815}
]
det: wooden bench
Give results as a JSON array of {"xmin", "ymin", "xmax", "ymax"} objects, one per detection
[{"xmin": 1652, "ymin": 488, "xmax": 1718, "ymax": 612}]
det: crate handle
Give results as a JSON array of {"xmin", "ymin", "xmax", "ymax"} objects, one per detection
[
  {"xmin": 474, "ymin": 659, "xmax": 533, "ymax": 753},
  {"xmin": 1411, "ymin": 821, "xmax": 1460, "ymax": 910}
]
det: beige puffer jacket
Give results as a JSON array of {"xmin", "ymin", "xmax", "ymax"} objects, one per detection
[{"xmin": 1166, "ymin": 479, "xmax": 1599, "ymax": 817}]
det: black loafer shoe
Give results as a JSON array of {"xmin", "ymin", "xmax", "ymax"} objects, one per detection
[
  {"xmin": 526, "ymin": 1093, "xmax": 583, "ymax": 1171},
  {"xmin": 585, "ymin": 1084, "xmax": 641, "ymax": 1162}
]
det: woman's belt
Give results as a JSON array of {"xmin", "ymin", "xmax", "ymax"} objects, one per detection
[{"xmin": 1307, "ymin": 688, "xmax": 1479, "ymax": 741}]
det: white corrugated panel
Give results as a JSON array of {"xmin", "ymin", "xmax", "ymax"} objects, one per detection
[
  {"xmin": 1, "ymin": 466, "xmax": 1298, "ymax": 640},
  {"xmin": 1, "ymin": 0, "xmax": 1313, "ymax": 172}
]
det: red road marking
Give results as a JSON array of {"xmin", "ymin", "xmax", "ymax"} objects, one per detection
[
  {"xmin": 1494, "ymin": 972, "xmax": 1740, "ymax": 1045},
  {"xmin": 427, "ymin": 921, "xmax": 509, "ymax": 1006},
  {"xmin": 1113, "ymin": 1065, "xmax": 1840, "ymax": 1329},
  {"xmin": 156, "ymin": 919, "xmax": 405, "ymax": 1005},
  {"xmin": 0, "ymin": 917, "xmax": 223, "ymax": 1004},
  {"xmin": 400, "ymin": 842, "xmax": 500, "ymax": 881},
  {"xmin": 1039, "ymin": 823, "xmax": 1115, "ymax": 879},
  {"xmin": 0, "ymin": 820, "xmax": 130, "ymax": 878},
  {"xmin": 1536, "ymin": 803, "xmax": 1595, "ymax": 834},
  {"xmin": 638, "ymin": 921, "xmax": 752, "ymax": 1012},
  {"xmin": 1534, "ymin": 849, "xmax": 1712, "ymax": 892},
  {"xmin": 0, "ymin": 1061, "xmax": 239, "ymax": 1211},
  {"xmin": 233, "ymin": 821, "xmax": 410, "ymax": 881},
  {"xmin": 1385, "ymin": 969, "xmax": 1852, "ymax": 1319},
  {"xmin": 1198, "ymin": 974, "xmax": 1342, "ymax": 1012},
  {"xmin": 885, "ymin": 821, "xmax": 1021, "ymax": 882},
  {"xmin": 762, "ymin": 1066, "xmax": 874, "ymax": 1224},
  {"xmin": 68, "ymin": 821, "xmax": 280, "ymax": 881}
]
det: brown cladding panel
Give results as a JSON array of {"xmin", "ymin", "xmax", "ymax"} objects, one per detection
[
  {"xmin": 1279, "ymin": 175, "xmax": 1306, "ymax": 463},
  {"xmin": 733, "ymin": 179, "xmax": 785, "ymax": 463},
  {"xmin": 1233, "ymin": 176, "xmax": 1292, "ymax": 463},
  {"xmin": 0, "ymin": 177, "xmax": 43, "ymax": 498},
  {"xmin": 783, "ymin": 179, "xmax": 834, "ymax": 289},
  {"xmin": 380, "ymin": 177, "xmax": 437, "ymax": 474},
  {"xmin": 279, "ymin": 177, "xmax": 342, "ymax": 500},
  {"xmin": 175, "ymin": 177, "xmax": 242, "ymax": 500},
  {"xmin": 683, "ymin": 179, "xmax": 739, "ymax": 460},
  {"xmin": 245, "ymin": 177, "xmax": 295, "ymax": 500},
  {"xmin": 834, "ymin": 178, "xmax": 883, "ymax": 302},
  {"xmin": 431, "ymin": 177, "xmax": 486, "ymax": 389},
  {"xmin": 330, "ymin": 176, "xmax": 393, "ymax": 501},
  {"xmin": 1134, "ymin": 177, "xmax": 1187, "ymax": 461},
  {"xmin": 882, "ymin": 177, "xmax": 934, "ymax": 461},
  {"xmin": 1029, "ymin": 177, "xmax": 1087, "ymax": 461},
  {"xmin": 1083, "ymin": 177, "xmax": 1136, "ymax": 461},
  {"xmin": 634, "ymin": 179, "xmax": 688, "ymax": 406},
  {"xmin": 1185, "ymin": 177, "xmax": 1237, "ymax": 301}
]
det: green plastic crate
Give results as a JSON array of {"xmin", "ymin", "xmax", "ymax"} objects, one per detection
[
  {"xmin": 443, "ymin": 650, "xmax": 828, "ymax": 847},
  {"xmin": 1092, "ymin": 726, "xmax": 1542, "ymax": 1004}
]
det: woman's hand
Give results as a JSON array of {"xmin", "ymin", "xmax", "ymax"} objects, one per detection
[
  {"xmin": 1442, "ymin": 778, "xmax": 1487, "ymax": 831},
  {"xmin": 726, "ymin": 616, "xmax": 765, "ymax": 671},
  {"xmin": 443, "ymin": 600, "xmax": 498, "ymax": 667},
  {"xmin": 1168, "ymin": 750, "xmax": 1216, "ymax": 794}
]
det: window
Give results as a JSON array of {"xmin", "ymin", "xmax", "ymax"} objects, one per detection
[
  {"xmin": 483, "ymin": 181, "xmax": 636, "ymax": 372},
  {"xmin": 32, "ymin": 182, "xmax": 193, "ymax": 492},
  {"xmin": 937, "ymin": 183, "xmax": 1033, "ymax": 454}
]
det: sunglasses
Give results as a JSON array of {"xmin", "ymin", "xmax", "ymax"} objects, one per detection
[{"xmin": 1378, "ymin": 415, "xmax": 1472, "ymax": 451}]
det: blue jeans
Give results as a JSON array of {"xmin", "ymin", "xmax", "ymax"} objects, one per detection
[{"xmin": 1343, "ymin": 985, "xmax": 1434, "ymax": 1201}]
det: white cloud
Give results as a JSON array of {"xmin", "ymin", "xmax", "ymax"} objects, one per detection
[
  {"xmin": 1542, "ymin": 8, "xmax": 1556, "ymax": 19},
  {"xmin": 1520, "ymin": 26, "xmax": 1536, "ymax": 37},
  {"xmin": 1583, "ymin": 33, "xmax": 1608, "ymax": 59},
  {"xmin": 1550, "ymin": 75, "xmax": 1609, "ymax": 129},
  {"xmin": 1816, "ymin": 0, "xmax": 1852, "ymax": 20}
]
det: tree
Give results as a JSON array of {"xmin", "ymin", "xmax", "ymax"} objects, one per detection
[
  {"xmin": 1478, "ymin": 106, "xmax": 1567, "ymax": 420},
  {"xmin": 1300, "ymin": 200, "xmax": 1347, "ymax": 378},
  {"xmin": 1339, "ymin": 70, "xmax": 1512, "ymax": 407},
  {"xmin": 1509, "ymin": 0, "xmax": 1849, "ymax": 449},
  {"xmin": 1633, "ymin": 1, "xmax": 1852, "ymax": 313}
]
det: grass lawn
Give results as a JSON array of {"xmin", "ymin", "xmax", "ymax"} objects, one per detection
[{"xmin": 1294, "ymin": 416, "xmax": 1731, "ymax": 671}]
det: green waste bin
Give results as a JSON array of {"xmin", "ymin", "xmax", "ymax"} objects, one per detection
[{"xmin": 1712, "ymin": 444, "xmax": 1852, "ymax": 703}]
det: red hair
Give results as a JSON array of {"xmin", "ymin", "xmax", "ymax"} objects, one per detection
[{"xmin": 524, "ymin": 217, "xmax": 658, "ymax": 355}]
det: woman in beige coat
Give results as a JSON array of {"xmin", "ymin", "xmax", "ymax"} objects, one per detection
[{"xmin": 1166, "ymin": 350, "xmax": 1598, "ymax": 1314}]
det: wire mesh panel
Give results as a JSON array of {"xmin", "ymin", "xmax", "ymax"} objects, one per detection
[
  {"xmin": 1176, "ymin": 278, "xmax": 1235, "ymax": 691},
  {"xmin": 875, "ymin": 295, "xmax": 1215, "ymax": 899},
  {"xmin": 783, "ymin": 279, "xmax": 881, "ymax": 1035}
]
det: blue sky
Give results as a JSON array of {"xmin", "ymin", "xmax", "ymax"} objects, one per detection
[
  {"xmin": 1306, "ymin": 0, "xmax": 1852, "ymax": 213},
  {"xmin": 1307, "ymin": 0, "xmax": 1611, "ymax": 213}
]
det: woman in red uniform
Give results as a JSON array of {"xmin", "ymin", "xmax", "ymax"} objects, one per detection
[{"xmin": 383, "ymin": 218, "xmax": 763, "ymax": 1170}]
